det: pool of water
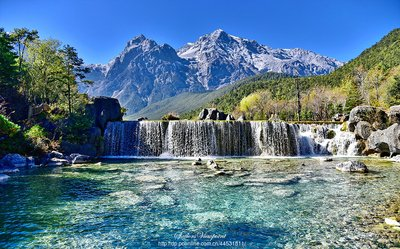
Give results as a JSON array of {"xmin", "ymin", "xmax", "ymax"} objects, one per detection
[{"xmin": 0, "ymin": 158, "xmax": 399, "ymax": 248}]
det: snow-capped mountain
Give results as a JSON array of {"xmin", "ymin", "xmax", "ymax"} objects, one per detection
[{"xmin": 85, "ymin": 29, "xmax": 343, "ymax": 114}]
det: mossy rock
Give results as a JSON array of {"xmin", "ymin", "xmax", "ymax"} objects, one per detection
[{"xmin": 327, "ymin": 129, "xmax": 336, "ymax": 139}]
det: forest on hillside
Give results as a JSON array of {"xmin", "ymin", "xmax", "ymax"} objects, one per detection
[{"xmin": 183, "ymin": 29, "xmax": 400, "ymax": 121}]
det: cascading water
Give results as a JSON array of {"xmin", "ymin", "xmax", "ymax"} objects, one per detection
[{"xmin": 103, "ymin": 121, "xmax": 358, "ymax": 157}]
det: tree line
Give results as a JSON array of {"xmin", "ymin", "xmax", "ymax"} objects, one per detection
[{"xmin": 0, "ymin": 27, "xmax": 91, "ymax": 117}]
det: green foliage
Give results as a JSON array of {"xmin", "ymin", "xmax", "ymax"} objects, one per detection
[
  {"xmin": 24, "ymin": 124, "xmax": 52, "ymax": 154},
  {"xmin": 24, "ymin": 125, "xmax": 47, "ymax": 139},
  {"xmin": 0, "ymin": 28, "xmax": 18, "ymax": 88},
  {"xmin": 161, "ymin": 113, "xmax": 180, "ymax": 120},
  {"xmin": 61, "ymin": 112, "xmax": 93, "ymax": 144},
  {"xmin": 0, "ymin": 114, "xmax": 20, "ymax": 137},
  {"xmin": 387, "ymin": 76, "xmax": 400, "ymax": 106}
]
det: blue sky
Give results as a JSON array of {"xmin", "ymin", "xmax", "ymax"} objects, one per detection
[{"xmin": 1, "ymin": 0, "xmax": 399, "ymax": 64}]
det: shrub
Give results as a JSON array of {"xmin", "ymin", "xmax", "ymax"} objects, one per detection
[
  {"xmin": 62, "ymin": 112, "xmax": 93, "ymax": 144},
  {"xmin": 0, "ymin": 114, "xmax": 20, "ymax": 137},
  {"xmin": 24, "ymin": 125, "xmax": 53, "ymax": 154},
  {"xmin": 162, "ymin": 113, "xmax": 180, "ymax": 121},
  {"xmin": 25, "ymin": 125, "xmax": 47, "ymax": 139}
]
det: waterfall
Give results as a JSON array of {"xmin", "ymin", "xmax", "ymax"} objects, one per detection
[{"xmin": 103, "ymin": 121, "xmax": 357, "ymax": 157}]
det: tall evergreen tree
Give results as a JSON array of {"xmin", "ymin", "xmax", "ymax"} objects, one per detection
[
  {"xmin": 0, "ymin": 28, "xmax": 18, "ymax": 88},
  {"xmin": 60, "ymin": 45, "xmax": 91, "ymax": 115}
]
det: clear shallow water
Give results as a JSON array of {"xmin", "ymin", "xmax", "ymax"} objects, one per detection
[{"xmin": 0, "ymin": 158, "xmax": 399, "ymax": 248}]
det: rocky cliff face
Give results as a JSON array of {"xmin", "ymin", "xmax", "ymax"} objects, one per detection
[{"xmin": 85, "ymin": 30, "xmax": 343, "ymax": 114}]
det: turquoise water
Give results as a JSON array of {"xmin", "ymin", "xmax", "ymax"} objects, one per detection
[{"xmin": 0, "ymin": 158, "xmax": 399, "ymax": 248}]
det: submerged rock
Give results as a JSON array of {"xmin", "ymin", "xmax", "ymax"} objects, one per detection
[
  {"xmin": 245, "ymin": 176, "xmax": 301, "ymax": 185},
  {"xmin": 109, "ymin": 190, "xmax": 142, "ymax": 206},
  {"xmin": 135, "ymin": 175, "xmax": 167, "ymax": 184},
  {"xmin": 0, "ymin": 174, "xmax": 10, "ymax": 182},
  {"xmin": 335, "ymin": 161, "xmax": 368, "ymax": 173},
  {"xmin": 271, "ymin": 187, "xmax": 298, "ymax": 198}
]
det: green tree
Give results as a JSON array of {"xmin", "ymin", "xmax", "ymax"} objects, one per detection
[
  {"xmin": 60, "ymin": 45, "xmax": 91, "ymax": 115},
  {"xmin": 10, "ymin": 28, "xmax": 39, "ymax": 74},
  {"xmin": 387, "ymin": 76, "xmax": 400, "ymax": 106},
  {"xmin": 0, "ymin": 28, "xmax": 18, "ymax": 88},
  {"xmin": 26, "ymin": 39, "xmax": 66, "ymax": 104}
]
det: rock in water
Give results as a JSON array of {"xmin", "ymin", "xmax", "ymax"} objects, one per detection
[
  {"xmin": 335, "ymin": 161, "xmax": 368, "ymax": 173},
  {"xmin": 192, "ymin": 158, "xmax": 202, "ymax": 166},
  {"xmin": 0, "ymin": 154, "xmax": 28, "ymax": 167},
  {"xmin": 207, "ymin": 160, "xmax": 221, "ymax": 170}
]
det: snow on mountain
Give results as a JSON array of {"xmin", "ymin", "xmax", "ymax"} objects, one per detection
[{"xmin": 85, "ymin": 29, "xmax": 343, "ymax": 114}]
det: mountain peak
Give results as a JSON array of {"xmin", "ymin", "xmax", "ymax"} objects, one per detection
[
  {"xmin": 208, "ymin": 28, "xmax": 230, "ymax": 41},
  {"xmin": 127, "ymin": 34, "xmax": 149, "ymax": 46}
]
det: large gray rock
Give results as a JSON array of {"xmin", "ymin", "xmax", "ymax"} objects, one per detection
[
  {"xmin": 389, "ymin": 105, "xmax": 400, "ymax": 125},
  {"xmin": 348, "ymin": 106, "xmax": 388, "ymax": 132},
  {"xmin": 355, "ymin": 121, "xmax": 373, "ymax": 140},
  {"xmin": 86, "ymin": 97, "xmax": 123, "ymax": 131},
  {"xmin": 0, "ymin": 154, "xmax": 28, "ymax": 167},
  {"xmin": 368, "ymin": 123, "xmax": 400, "ymax": 156},
  {"xmin": 198, "ymin": 108, "xmax": 228, "ymax": 121},
  {"xmin": 336, "ymin": 161, "xmax": 368, "ymax": 173}
]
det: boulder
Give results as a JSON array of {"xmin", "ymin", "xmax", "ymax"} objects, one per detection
[
  {"xmin": 198, "ymin": 108, "xmax": 229, "ymax": 121},
  {"xmin": 389, "ymin": 105, "xmax": 400, "ymax": 125},
  {"xmin": 355, "ymin": 121, "xmax": 373, "ymax": 140},
  {"xmin": 237, "ymin": 115, "xmax": 246, "ymax": 121},
  {"xmin": 86, "ymin": 97, "xmax": 123, "ymax": 131},
  {"xmin": 48, "ymin": 151, "xmax": 65, "ymax": 159},
  {"xmin": 226, "ymin": 114, "xmax": 235, "ymax": 121},
  {"xmin": 348, "ymin": 106, "xmax": 388, "ymax": 132},
  {"xmin": 0, "ymin": 154, "xmax": 28, "ymax": 167},
  {"xmin": 335, "ymin": 161, "xmax": 368, "ymax": 173},
  {"xmin": 368, "ymin": 123, "xmax": 400, "ymax": 156},
  {"xmin": 198, "ymin": 109, "xmax": 209, "ymax": 120},
  {"xmin": 138, "ymin": 117, "xmax": 148, "ymax": 121},
  {"xmin": 207, "ymin": 160, "xmax": 221, "ymax": 170}
]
